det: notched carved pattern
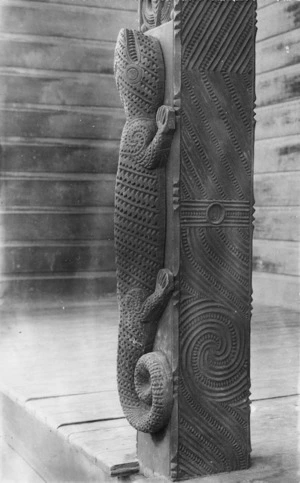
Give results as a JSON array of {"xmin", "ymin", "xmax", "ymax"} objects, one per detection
[
  {"xmin": 177, "ymin": 0, "xmax": 255, "ymax": 477},
  {"xmin": 114, "ymin": 28, "xmax": 175, "ymax": 433},
  {"xmin": 139, "ymin": 0, "xmax": 174, "ymax": 32}
]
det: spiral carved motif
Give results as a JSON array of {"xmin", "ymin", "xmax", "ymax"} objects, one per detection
[{"xmin": 180, "ymin": 305, "xmax": 249, "ymax": 404}]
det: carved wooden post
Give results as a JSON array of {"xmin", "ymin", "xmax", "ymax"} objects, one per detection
[{"xmin": 114, "ymin": 0, "xmax": 256, "ymax": 479}]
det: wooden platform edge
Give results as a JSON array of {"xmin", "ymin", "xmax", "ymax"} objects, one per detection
[{"xmin": 0, "ymin": 392, "xmax": 140, "ymax": 482}]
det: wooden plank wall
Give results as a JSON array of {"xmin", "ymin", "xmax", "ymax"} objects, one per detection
[
  {"xmin": 253, "ymin": 0, "xmax": 300, "ymax": 310},
  {"xmin": 0, "ymin": 0, "xmax": 137, "ymax": 306}
]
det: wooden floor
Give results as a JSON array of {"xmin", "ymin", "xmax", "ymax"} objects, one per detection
[{"xmin": 0, "ymin": 301, "xmax": 299, "ymax": 482}]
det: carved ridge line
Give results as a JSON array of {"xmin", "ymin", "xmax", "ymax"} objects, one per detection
[
  {"xmin": 201, "ymin": 72, "xmax": 251, "ymax": 177},
  {"xmin": 181, "ymin": 232, "xmax": 249, "ymax": 315},
  {"xmin": 179, "ymin": 380, "xmax": 248, "ymax": 469},
  {"xmin": 181, "ymin": 110, "xmax": 227, "ymax": 199},
  {"xmin": 114, "ymin": 222, "xmax": 160, "ymax": 250},
  {"xmin": 182, "ymin": 73, "xmax": 247, "ymax": 199}
]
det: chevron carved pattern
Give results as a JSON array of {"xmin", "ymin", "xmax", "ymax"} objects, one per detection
[{"xmin": 177, "ymin": 0, "xmax": 256, "ymax": 479}]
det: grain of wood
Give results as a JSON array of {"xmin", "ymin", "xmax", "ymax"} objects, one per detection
[
  {"xmin": 253, "ymin": 239, "xmax": 300, "ymax": 276},
  {"xmin": 257, "ymin": 0, "xmax": 300, "ymax": 42},
  {"xmin": 256, "ymin": 99, "xmax": 300, "ymax": 140},
  {"xmin": 254, "ymin": 135, "xmax": 300, "ymax": 173},
  {"xmin": 254, "ymin": 171, "xmax": 300, "ymax": 206},
  {"xmin": 253, "ymin": 272, "xmax": 300, "ymax": 310},
  {"xmin": 254, "ymin": 206, "xmax": 300, "ymax": 241},
  {"xmin": 256, "ymin": 29, "xmax": 300, "ymax": 74},
  {"xmin": 256, "ymin": 63, "xmax": 300, "ymax": 107}
]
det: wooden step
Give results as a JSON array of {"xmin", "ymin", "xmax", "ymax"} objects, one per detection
[
  {"xmin": 0, "ymin": 240, "xmax": 115, "ymax": 274},
  {"xmin": 0, "ymin": 173, "xmax": 116, "ymax": 207},
  {"xmin": 0, "ymin": 271, "xmax": 117, "ymax": 305},
  {"xmin": 0, "ymin": 208, "xmax": 114, "ymax": 241},
  {"xmin": 0, "ymin": 34, "xmax": 116, "ymax": 74},
  {"xmin": 0, "ymin": 1, "xmax": 136, "ymax": 41},
  {"xmin": 0, "ymin": 140, "xmax": 119, "ymax": 174},
  {"xmin": 0, "ymin": 105, "xmax": 124, "ymax": 140},
  {"xmin": 0, "ymin": 69, "xmax": 121, "ymax": 108}
]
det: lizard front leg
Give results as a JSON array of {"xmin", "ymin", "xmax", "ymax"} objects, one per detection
[{"xmin": 139, "ymin": 105, "xmax": 176, "ymax": 170}]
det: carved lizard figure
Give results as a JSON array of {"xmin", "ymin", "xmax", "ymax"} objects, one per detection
[{"xmin": 114, "ymin": 28, "xmax": 175, "ymax": 433}]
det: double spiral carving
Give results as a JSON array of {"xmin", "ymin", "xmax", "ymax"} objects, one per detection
[{"xmin": 181, "ymin": 303, "xmax": 249, "ymax": 404}]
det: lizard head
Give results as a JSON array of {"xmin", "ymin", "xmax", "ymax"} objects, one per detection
[{"xmin": 114, "ymin": 28, "xmax": 165, "ymax": 119}]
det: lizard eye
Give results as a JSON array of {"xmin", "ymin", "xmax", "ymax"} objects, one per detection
[{"xmin": 126, "ymin": 64, "xmax": 143, "ymax": 84}]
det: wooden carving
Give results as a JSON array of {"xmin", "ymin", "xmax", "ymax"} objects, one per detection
[
  {"xmin": 139, "ymin": 0, "xmax": 174, "ymax": 32},
  {"xmin": 177, "ymin": 0, "xmax": 256, "ymax": 478},
  {"xmin": 114, "ymin": 28, "xmax": 175, "ymax": 433}
]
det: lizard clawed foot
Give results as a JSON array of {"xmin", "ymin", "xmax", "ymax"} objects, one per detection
[
  {"xmin": 156, "ymin": 106, "xmax": 176, "ymax": 133},
  {"xmin": 155, "ymin": 268, "xmax": 174, "ymax": 296}
]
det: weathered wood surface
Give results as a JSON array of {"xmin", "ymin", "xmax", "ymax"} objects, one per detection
[
  {"xmin": 253, "ymin": 272, "xmax": 299, "ymax": 311},
  {"xmin": 256, "ymin": 99, "xmax": 300, "ymax": 140},
  {"xmin": 1, "ymin": 209, "xmax": 114, "ymax": 241},
  {"xmin": 21, "ymin": 0, "xmax": 137, "ymax": 8},
  {"xmin": 0, "ymin": 174, "xmax": 115, "ymax": 207},
  {"xmin": 256, "ymin": 29, "xmax": 300, "ymax": 74},
  {"xmin": 254, "ymin": 171, "xmax": 300, "ymax": 206},
  {"xmin": 257, "ymin": 0, "xmax": 300, "ymax": 42},
  {"xmin": 1, "ymin": 240, "xmax": 115, "ymax": 274},
  {"xmin": 0, "ymin": 69, "xmax": 122, "ymax": 108},
  {"xmin": 0, "ymin": 304, "xmax": 299, "ymax": 481},
  {"xmin": 0, "ymin": 140, "xmax": 119, "ymax": 174},
  {"xmin": 0, "ymin": 35, "xmax": 117, "ymax": 74},
  {"xmin": 0, "ymin": 1, "xmax": 137, "ymax": 41},
  {"xmin": 256, "ymin": 64, "xmax": 300, "ymax": 107},
  {"xmin": 0, "ymin": 106, "xmax": 124, "ymax": 140},
  {"xmin": 254, "ymin": 206, "xmax": 300, "ymax": 241},
  {"xmin": 253, "ymin": 239, "xmax": 299, "ymax": 276},
  {"xmin": 254, "ymin": 135, "xmax": 300, "ymax": 173}
]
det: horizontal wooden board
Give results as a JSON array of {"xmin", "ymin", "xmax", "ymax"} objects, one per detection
[
  {"xmin": 0, "ymin": 35, "xmax": 116, "ymax": 74},
  {"xmin": 0, "ymin": 106, "xmax": 124, "ymax": 140},
  {"xmin": 256, "ymin": 99, "xmax": 300, "ymax": 140},
  {"xmin": 0, "ymin": 2, "xmax": 137, "ymax": 42},
  {"xmin": 254, "ymin": 171, "xmax": 300, "ymax": 206},
  {"xmin": 0, "ymin": 140, "xmax": 119, "ymax": 174},
  {"xmin": 254, "ymin": 206, "xmax": 300, "ymax": 241},
  {"xmin": 257, "ymin": 0, "xmax": 300, "ymax": 42},
  {"xmin": 0, "ymin": 71, "xmax": 121, "ymax": 108},
  {"xmin": 256, "ymin": 29, "xmax": 300, "ymax": 74},
  {"xmin": 257, "ymin": 0, "xmax": 276, "ymax": 8},
  {"xmin": 27, "ymin": 392, "xmax": 123, "ymax": 428},
  {"xmin": 253, "ymin": 271, "xmax": 299, "ymax": 311},
  {"xmin": 0, "ymin": 240, "xmax": 115, "ymax": 274},
  {"xmin": 254, "ymin": 135, "xmax": 300, "ymax": 173},
  {"xmin": 0, "ymin": 209, "xmax": 114, "ymax": 241},
  {"xmin": 0, "ymin": 176, "xmax": 115, "ymax": 208},
  {"xmin": 0, "ymin": 272, "xmax": 117, "ymax": 307},
  {"xmin": 253, "ymin": 239, "xmax": 299, "ymax": 276},
  {"xmin": 25, "ymin": 0, "xmax": 137, "ymax": 9},
  {"xmin": 60, "ymin": 419, "xmax": 138, "ymax": 477},
  {"xmin": 256, "ymin": 63, "xmax": 300, "ymax": 107}
]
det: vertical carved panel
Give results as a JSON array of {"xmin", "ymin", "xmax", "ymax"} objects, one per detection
[{"xmin": 177, "ymin": 0, "xmax": 256, "ymax": 479}]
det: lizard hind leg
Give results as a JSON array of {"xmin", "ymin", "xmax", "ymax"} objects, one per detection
[{"xmin": 130, "ymin": 268, "xmax": 174, "ymax": 433}]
